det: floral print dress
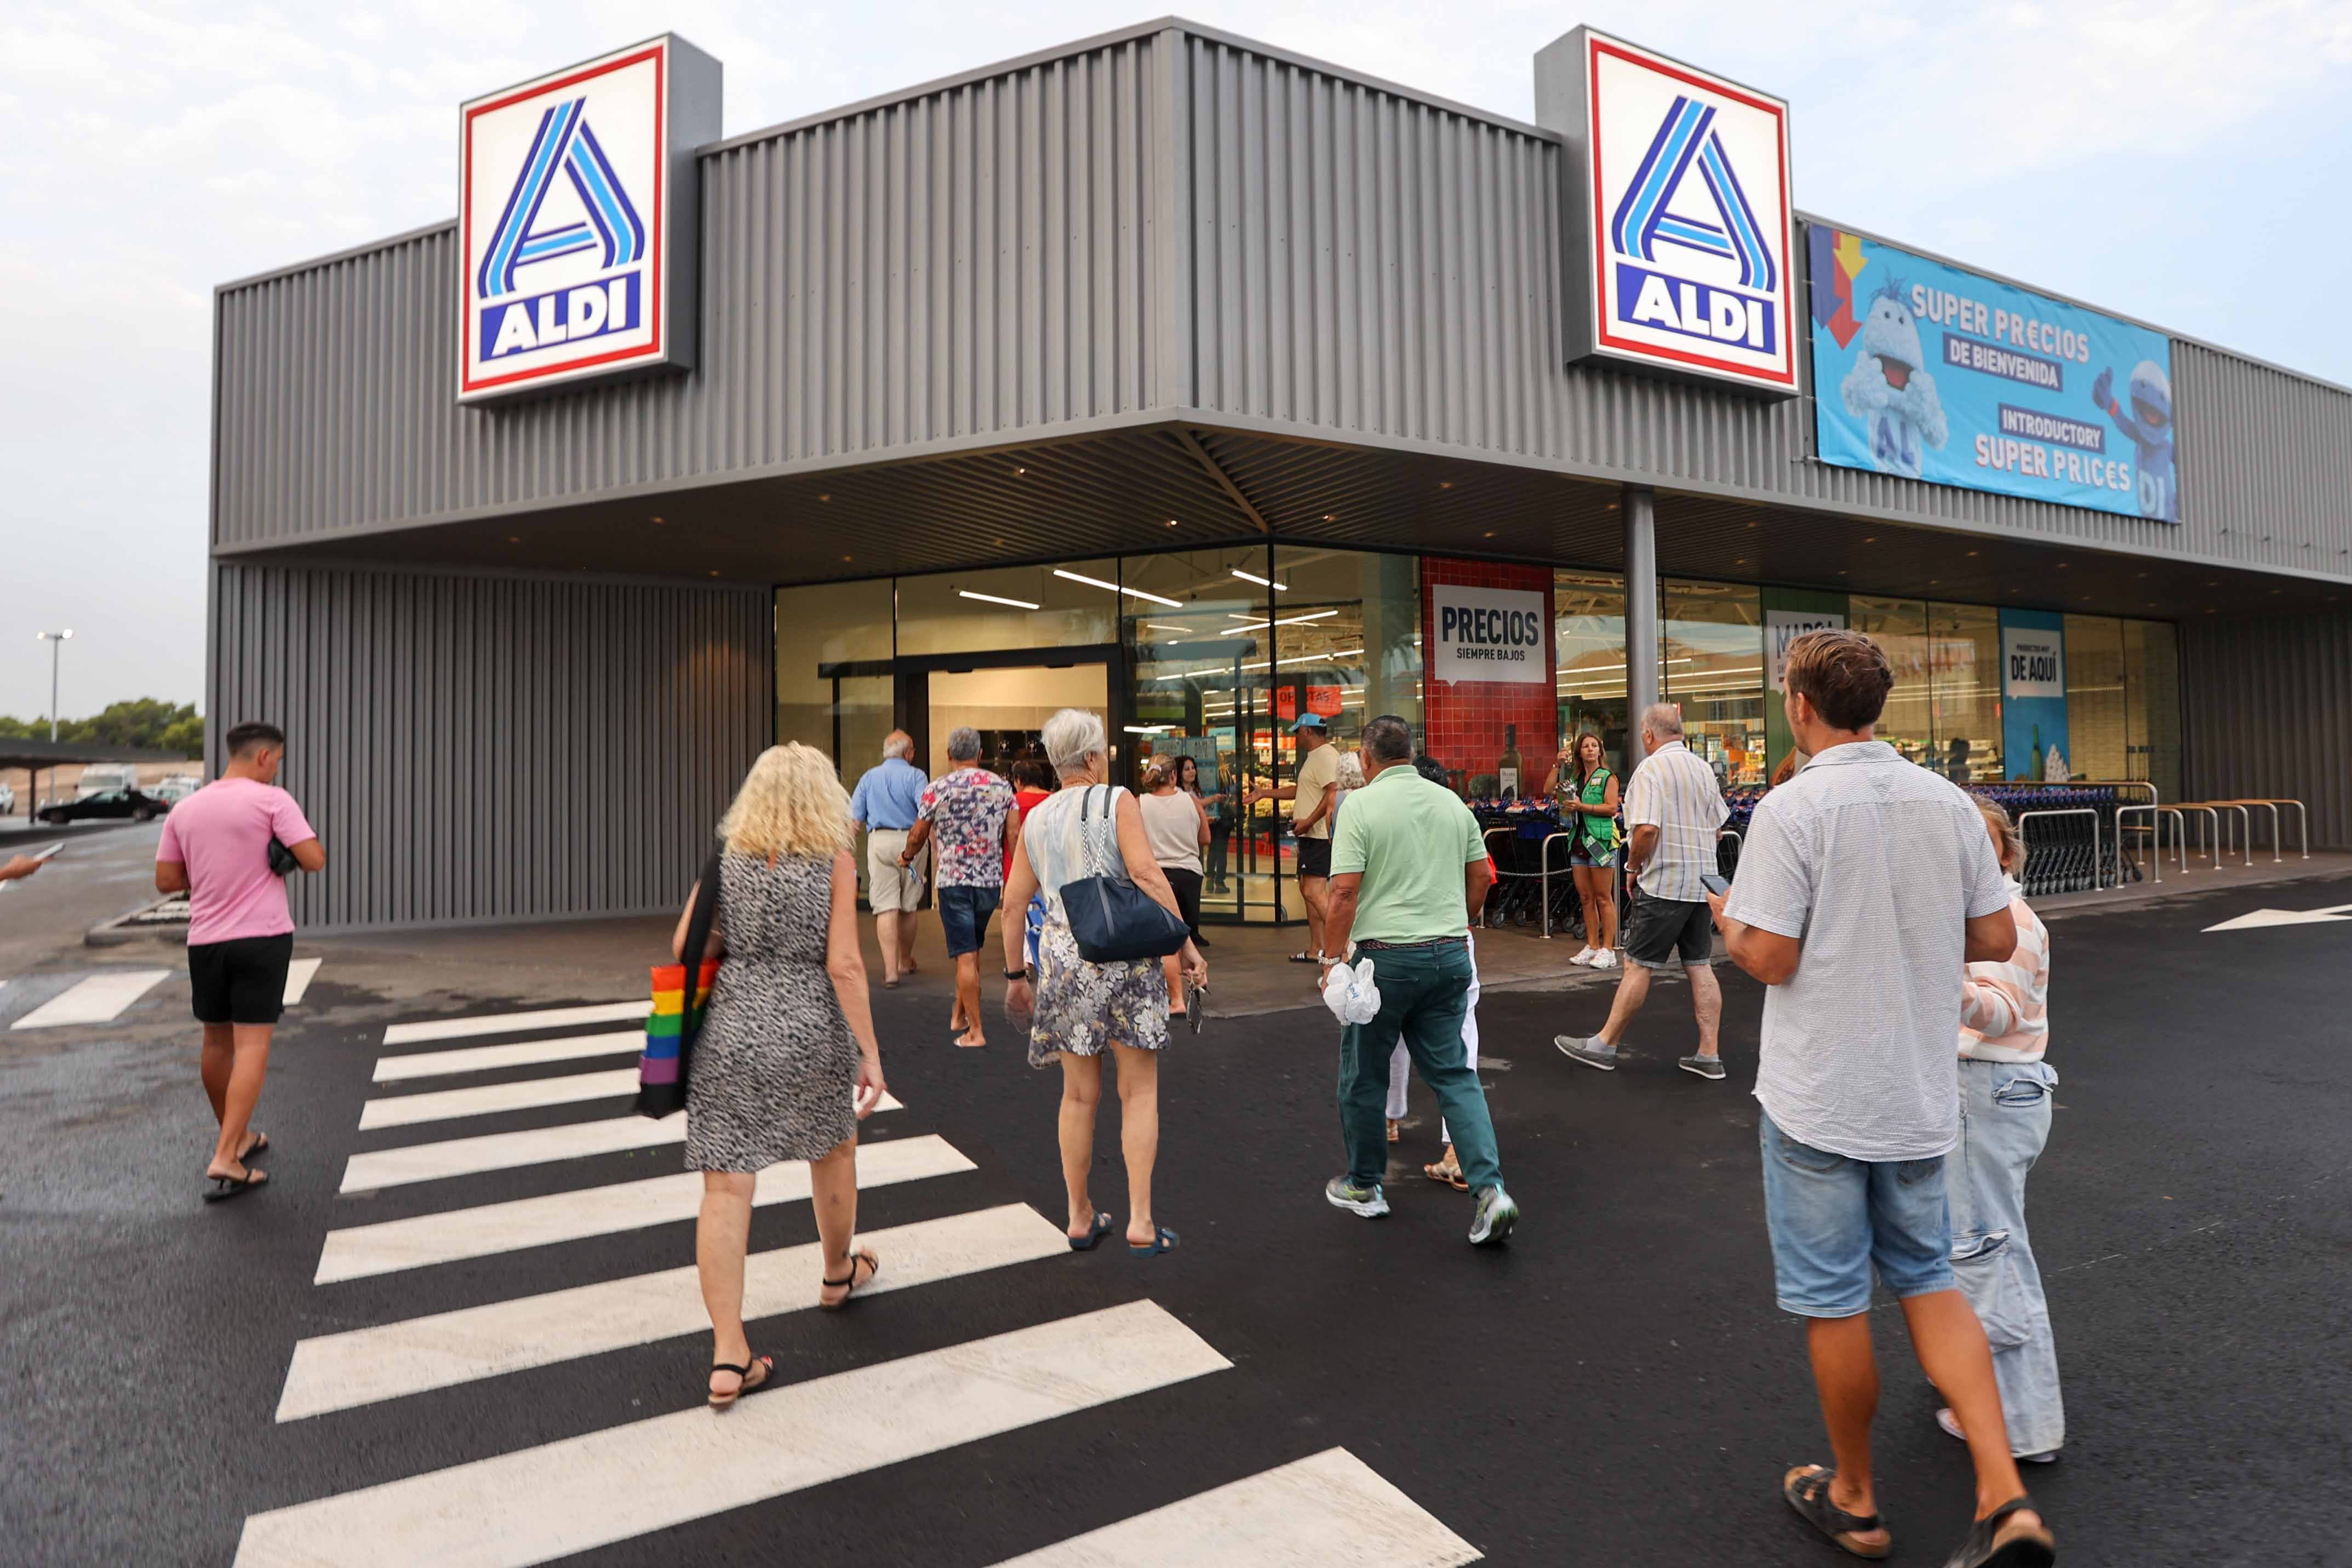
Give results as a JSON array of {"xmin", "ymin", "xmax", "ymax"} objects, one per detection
[{"xmin": 1020, "ymin": 785, "xmax": 1169, "ymax": 1066}]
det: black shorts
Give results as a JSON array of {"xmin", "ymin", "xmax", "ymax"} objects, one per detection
[
  {"xmin": 1295, "ymin": 837, "xmax": 1332, "ymax": 879},
  {"xmin": 188, "ymin": 933, "xmax": 294, "ymax": 1025},
  {"xmin": 1622, "ymin": 895, "xmax": 1714, "ymax": 970}
]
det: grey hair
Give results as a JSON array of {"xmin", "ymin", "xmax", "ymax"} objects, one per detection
[
  {"xmin": 1361, "ymin": 714, "xmax": 1414, "ymax": 763},
  {"xmin": 881, "ymin": 731, "xmax": 913, "ymax": 760},
  {"xmin": 1334, "ymin": 749, "xmax": 1366, "ymax": 789},
  {"xmin": 1639, "ymin": 701, "xmax": 1684, "ymax": 739},
  {"xmin": 945, "ymin": 725, "xmax": 982, "ymax": 762},
  {"xmin": 1042, "ymin": 708, "xmax": 1107, "ymax": 773}
]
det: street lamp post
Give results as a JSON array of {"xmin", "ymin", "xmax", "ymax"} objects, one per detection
[{"xmin": 35, "ymin": 630, "xmax": 72, "ymax": 816}]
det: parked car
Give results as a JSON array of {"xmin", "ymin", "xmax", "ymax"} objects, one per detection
[
  {"xmin": 38, "ymin": 789, "xmax": 167, "ymax": 825},
  {"xmin": 152, "ymin": 774, "xmax": 202, "ymax": 803}
]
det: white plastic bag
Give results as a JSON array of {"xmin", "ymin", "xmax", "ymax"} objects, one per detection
[{"xmin": 1320, "ymin": 956, "xmax": 1383, "ymax": 1026}]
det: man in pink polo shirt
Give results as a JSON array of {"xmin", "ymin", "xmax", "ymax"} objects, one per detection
[{"xmin": 156, "ymin": 722, "xmax": 325, "ymax": 1201}]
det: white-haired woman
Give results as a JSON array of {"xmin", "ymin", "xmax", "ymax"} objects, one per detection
[
  {"xmin": 1003, "ymin": 709, "xmax": 1206, "ymax": 1256},
  {"xmin": 674, "ymin": 743, "xmax": 889, "ymax": 1407}
]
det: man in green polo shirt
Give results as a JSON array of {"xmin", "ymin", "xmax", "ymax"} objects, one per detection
[{"xmin": 1320, "ymin": 714, "xmax": 1518, "ymax": 1246}]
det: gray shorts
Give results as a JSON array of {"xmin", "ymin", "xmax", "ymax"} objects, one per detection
[{"xmin": 866, "ymin": 829, "xmax": 924, "ymax": 912}]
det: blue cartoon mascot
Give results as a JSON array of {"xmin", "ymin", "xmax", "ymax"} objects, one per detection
[
  {"xmin": 1840, "ymin": 283, "xmax": 1948, "ymax": 479},
  {"xmin": 2092, "ymin": 359, "xmax": 2176, "ymax": 521}
]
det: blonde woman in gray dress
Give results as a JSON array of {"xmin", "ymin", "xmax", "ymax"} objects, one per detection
[{"xmin": 673, "ymin": 743, "xmax": 890, "ymax": 1407}]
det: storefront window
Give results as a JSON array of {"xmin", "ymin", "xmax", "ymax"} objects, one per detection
[
  {"xmin": 2124, "ymin": 618, "xmax": 2182, "ymax": 799},
  {"xmin": 1663, "ymin": 581, "xmax": 1764, "ymax": 787},
  {"xmin": 1852, "ymin": 597, "xmax": 1934, "ymax": 774},
  {"xmin": 1554, "ymin": 571, "xmax": 1628, "ymax": 787},
  {"xmin": 2063, "ymin": 615, "xmax": 2128, "ymax": 780},
  {"xmin": 1928, "ymin": 602, "xmax": 2003, "ymax": 781},
  {"xmin": 775, "ymin": 578, "xmax": 895, "ymax": 785},
  {"xmin": 895, "ymin": 559, "xmax": 1120, "ymax": 656}
]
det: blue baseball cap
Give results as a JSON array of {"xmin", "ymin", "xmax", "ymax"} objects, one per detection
[{"xmin": 1290, "ymin": 712, "xmax": 1329, "ymax": 733}]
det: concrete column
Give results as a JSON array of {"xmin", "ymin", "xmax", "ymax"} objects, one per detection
[{"xmin": 1623, "ymin": 484, "xmax": 1659, "ymax": 763}]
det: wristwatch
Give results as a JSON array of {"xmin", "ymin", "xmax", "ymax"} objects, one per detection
[{"xmin": 1004, "ymin": 966, "xmax": 1032, "ymax": 982}]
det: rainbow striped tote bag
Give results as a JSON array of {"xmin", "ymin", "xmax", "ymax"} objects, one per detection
[{"xmin": 637, "ymin": 848, "xmax": 724, "ymax": 1119}]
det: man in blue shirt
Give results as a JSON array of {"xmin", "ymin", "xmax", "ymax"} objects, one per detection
[{"xmin": 849, "ymin": 731, "xmax": 928, "ymax": 986}]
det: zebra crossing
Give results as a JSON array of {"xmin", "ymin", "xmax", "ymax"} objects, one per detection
[
  {"xmin": 237, "ymin": 999, "xmax": 1483, "ymax": 1567},
  {"xmin": 5, "ymin": 955, "xmax": 324, "ymax": 1029}
]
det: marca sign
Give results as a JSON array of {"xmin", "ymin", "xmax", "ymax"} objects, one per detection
[
  {"xmin": 459, "ymin": 37, "xmax": 720, "ymax": 403},
  {"xmin": 1543, "ymin": 30, "xmax": 1797, "ymax": 396}
]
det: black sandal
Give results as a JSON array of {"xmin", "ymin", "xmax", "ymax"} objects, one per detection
[
  {"xmin": 203, "ymin": 1166, "xmax": 269, "ymax": 1203},
  {"xmin": 1945, "ymin": 1495, "xmax": 2053, "ymax": 1568},
  {"xmin": 820, "ymin": 1248, "xmax": 879, "ymax": 1311},
  {"xmin": 706, "ymin": 1354, "xmax": 772, "ymax": 1409},
  {"xmin": 1783, "ymin": 1466, "xmax": 1890, "ymax": 1559}
]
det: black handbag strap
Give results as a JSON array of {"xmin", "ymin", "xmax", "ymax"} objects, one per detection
[{"xmin": 676, "ymin": 845, "xmax": 725, "ymax": 1055}]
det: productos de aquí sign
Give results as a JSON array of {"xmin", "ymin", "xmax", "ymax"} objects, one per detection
[{"xmin": 458, "ymin": 36, "xmax": 720, "ymax": 403}]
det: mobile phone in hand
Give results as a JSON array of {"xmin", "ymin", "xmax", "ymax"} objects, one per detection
[{"xmin": 1699, "ymin": 872, "xmax": 1731, "ymax": 897}]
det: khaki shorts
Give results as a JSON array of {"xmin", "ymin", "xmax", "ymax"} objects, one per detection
[{"xmin": 867, "ymin": 828, "xmax": 925, "ymax": 912}]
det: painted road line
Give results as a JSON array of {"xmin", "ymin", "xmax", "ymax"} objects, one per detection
[
  {"xmin": 357, "ymin": 1068, "xmax": 643, "ymax": 1130},
  {"xmin": 988, "ymin": 1447, "xmax": 1483, "ymax": 1567},
  {"xmin": 382, "ymin": 1000, "xmax": 649, "ymax": 1046},
  {"xmin": 9, "ymin": 969, "xmax": 171, "ymax": 1029},
  {"xmin": 282, "ymin": 958, "xmax": 323, "ymax": 1006},
  {"xmin": 314, "ymin": 1133, "xmax": 974, "ymax": 1283},
  {"xmin": 278, "ymin": 1203, "xmax": 1067, "ymax": 1421},
  {"xmin": 373, "ymin": 1029, "xmax": 644, "ymax": 1083},
  {"xmin": 340, "ymin": 1095, "xmax": 904, "ymax": 1193},
  {"xmin": 236, "ymin": 1301, "xmax": 1228, "ymax": 1568}
]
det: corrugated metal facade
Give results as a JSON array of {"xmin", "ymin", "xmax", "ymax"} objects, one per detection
[
  {"xmin": 213, "ymin": 20, "xmax": 2352, "ymax": 583},
  {"xmin": 2181, "ymin": 608, "xmax": 2352, "ymax": 849},
  {"xmin": 209, "ymin": 564, "xmax": 772, "ymax": 931}
]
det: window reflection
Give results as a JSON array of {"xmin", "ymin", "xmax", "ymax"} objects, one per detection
[
  {"xmin": 1663, "ymin": 581, "xmax": 1764, "ymax": 787},
  {"xmin": 1928, "ymin": 602, "xmax": 2003, "ymax": 782},
  {"xmin": 1553, "ymin": 571, "xmax": 1629, "ymax": 789}
]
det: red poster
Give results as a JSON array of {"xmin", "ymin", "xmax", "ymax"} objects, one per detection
[
  {"xmin": 1307, "ymin": 685, "xmax": 1343, "ymax": 717},
  {"xmin": 1274, "ymin": 688, "xmax": 1296, "ymax": 720}
]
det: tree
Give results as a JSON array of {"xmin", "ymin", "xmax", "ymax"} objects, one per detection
[
  {"xmin": 159, "ymin": 713, "xmax": 205, "ymax": 757},
  {"xmin": 0, "ymin": 701, "xmax": 201, "ymax": 751}
]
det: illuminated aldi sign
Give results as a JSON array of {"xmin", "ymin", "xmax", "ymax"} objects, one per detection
[
  {"xmin": 458, "ymin": 36, "xmax": 720, "ymax": 403},
  {"xmin": 1543, "ymin": 28, "xmax": 1797, "ymax": 397}
]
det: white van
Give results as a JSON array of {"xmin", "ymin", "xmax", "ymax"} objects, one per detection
[{"xmin": 75, "ymin": 764, "xmax": 140, "ymax": 800}]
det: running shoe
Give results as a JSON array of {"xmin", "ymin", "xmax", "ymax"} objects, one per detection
[
  {"xmin": 1468, "ymin": 1183, "xmax": 1518, "ymax": 1246},
  {"xmin": 1324, "ymin": 1176, "xmax": 1390, "ymax": 1218},
  {"xmin": 1570, "ymin": 946, "xmax": 1596, "ymax": 966},
  {"xmin": 1589, "ymin": 949, "xmax": 1618, "ymax": 969}
]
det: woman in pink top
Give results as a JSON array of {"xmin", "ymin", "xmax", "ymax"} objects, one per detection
[{"xmin": 1937, "ymin": 799, "xmax": 2063, "ymax": 1462}]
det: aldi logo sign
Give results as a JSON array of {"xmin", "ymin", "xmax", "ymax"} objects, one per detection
[
  {"xmin": 459, "ymin": 37, "xmax": 719, "ymax": 403},
  {"xmin": 1543, "ymin": 30, "xmax": 1796, "ymax": 397}
]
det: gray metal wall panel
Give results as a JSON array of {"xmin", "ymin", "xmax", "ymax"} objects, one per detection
[
  {"xmin": 208, "ymin": 563, "xmax": 771, "ymax": 931},
  {"xmin": 2181, "ymin": 608, "xmax": 2352, "ymax": 850},
  {"xmin": 213, "ymin": 33, "xmax": 1166, "ymax": 549}
]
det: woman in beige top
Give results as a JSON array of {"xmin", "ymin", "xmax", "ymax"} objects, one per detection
[{"xmin": 1138, "ymin": 757, "xmax": 1212, "ymax": 1016}]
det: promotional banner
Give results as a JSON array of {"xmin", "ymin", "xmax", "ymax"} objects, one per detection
[
  {"xmin": 1807, "ymin": 226, "xmax": 2178, "ymax": 522},
  {"xmin": 1760, "ymin": 587, "xmax": 1847, "ymax": 783},
  {"xmin": 1427, "ymin": 583, "xmax": 1550, "ymax": 684},
  {"xmin": 1999, "ymin": 609, "xmax": 2070, "ymax": 780}
]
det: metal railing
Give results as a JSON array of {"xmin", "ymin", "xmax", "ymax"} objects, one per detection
[
  {"xmin": 2013, "ymin": 809, "xmax": 2103, "ymax": 896},
  {"xmin": 2113, "ymin": 804, "xmax": 2190, "ymax": 884}
]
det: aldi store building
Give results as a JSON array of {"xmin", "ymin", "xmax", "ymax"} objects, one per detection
[{"xmin": 208, "ymin": 21, "xmax": 2352, "ymax": 932}]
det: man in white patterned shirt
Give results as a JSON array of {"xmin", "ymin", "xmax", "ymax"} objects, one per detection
[{"xmin": 1554, "ymin": 703, "xmax": 1731, "ymax": 1080}]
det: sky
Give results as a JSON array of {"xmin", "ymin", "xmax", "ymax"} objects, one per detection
[{"xmin": 4, "ymin": 0, "xmax": 2349, "ymax": 722}]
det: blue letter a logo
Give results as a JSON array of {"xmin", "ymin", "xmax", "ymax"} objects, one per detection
[
  {"xmin": 477, "ymin": 98, "xmax": 647, "ymax": 301},
  {"xmin": 1609, "ymin": 96, "xmax": 1776, "ymax": 293}
]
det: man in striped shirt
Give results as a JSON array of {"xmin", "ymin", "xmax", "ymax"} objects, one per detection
[{"xmin": 1555, "ymin": 703, "xmax": 1731, "ymax": 1080}]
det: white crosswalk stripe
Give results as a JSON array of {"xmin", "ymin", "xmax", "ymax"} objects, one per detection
[
  {"xmin": 9, "ymin": 968, "xmax": 171, "ymax": 1029},
  {"xmin": 236, "ymin": 1302, "xmax": 1231, "ymax": 1568},
  {"xmin": 987, "ymin": 1447, "xmax": 1483, "ymax": 1566},
  {"xmin": 316, "ymin": 1132, "xmax": 973, "ymax": 1283},
  {"xmin": 371, "ymin": 1028, "xmax": 643, "ymax": 1082},
  {"xmin": 246, "ymin": 999, "xmax": 1478, "ymax": 1565},
  {"xmin": 339, "ymin": 1096, "xmax": 903, "ymax": 1192},
  {"xmin": 277, "ymin": 1204, "xmax": 1067, "ymax": 1421},
  {"xmin": 282, "ymin": 957, "xmax": 322, "ymax": 1006}
]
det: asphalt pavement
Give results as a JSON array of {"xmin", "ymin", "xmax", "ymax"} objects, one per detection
[{"xmin": 2, "ymin": 871, "xmax": 2348, "ymax": 1565}]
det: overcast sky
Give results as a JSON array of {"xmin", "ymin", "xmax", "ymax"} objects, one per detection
[{"xmin": 4, "ymin": 0, "xmax": 2348, "ymax": 722}]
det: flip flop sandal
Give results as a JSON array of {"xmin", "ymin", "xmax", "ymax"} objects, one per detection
[
  {"xmin": 1386, "ymin": 1119, "xmax": 1401, "ymax": 1144},
  {"xmin": 1946, "ymin": 1495, "xmax": 2055, "ymax": 1568},
  {"xmin": 1068, "ymin": 1212, "xmax": 1115, "ymax": 1251},
  {"xmin": 1783, "ymin": 1466, "xmax": 1890, "ymax": 1560},
  {"xmin": 820, "ymin": 1248, "xmax": 880, "ymax": 1311},
  {"xmin": 1130, "ymin": 1226, "xmax": 1178, "ymax": 1257},
  {"xmin": 1423, "ymin": 1158, "xmax": 1469, "ymax": 1192},
  {"xmin": 236, "ymin": 1131, "xmax": 270, "ymax": 1161},
  {"xmin": 202, "ymin": 1167, "xmax": 268, "ymax": 1203},
  {"xmin": 707, "ymin": 1353, "xmax": 774, "ymax": 1409}
]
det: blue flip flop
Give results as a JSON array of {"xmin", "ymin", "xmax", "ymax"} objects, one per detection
[
  {"xmin": 1130, "ymin": 1226, "xmax": 1178, "ymax": 1257},
  {"xmin": 1068, "ymin": 1212, "xmax": 1114, "ymax": 1251}
]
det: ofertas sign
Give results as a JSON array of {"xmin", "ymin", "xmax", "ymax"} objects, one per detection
[
  {"xmin": 1539, "ymin": 28, "xmax": 1797, "ymax": 396},
  {"xmin": 459, "ymin": 37, "xmax": 721, "ymax": 403},
  {"xmin": 1429, "ymin": 585, "xmax": 1549, "ymax": 684},
  {"xmin": 1808, "ymin": 226, "xmax": 2178, "ymax": 522}
]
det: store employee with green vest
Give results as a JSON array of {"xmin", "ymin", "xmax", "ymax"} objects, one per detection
[{"xmin": 1319, "ymin": 714, "xmax": 1519, "ymax": 1247}]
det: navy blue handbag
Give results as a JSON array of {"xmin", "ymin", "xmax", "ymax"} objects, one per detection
[{"xmin": 1061, "ymin": 785, "xmax": 1192, "ymax": 963}]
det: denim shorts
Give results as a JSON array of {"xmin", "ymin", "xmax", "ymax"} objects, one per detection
[
  {"xmin": 935, "ymin": 884, "xmax": 1001, "ymax": 957},
  {"xmin": 1759, "ymin": 1111, "xmax": 1954, "ymax": 1317}
]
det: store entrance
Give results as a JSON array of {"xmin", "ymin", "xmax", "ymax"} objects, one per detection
[{"xmin": 909, "ymin": 660, "xmax": 1109, "ymax": 780}]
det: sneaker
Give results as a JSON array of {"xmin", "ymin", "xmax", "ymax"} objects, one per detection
[
  {"xmin": 1678, "ymin": 1054, "xmax": 1726, "ymax": 1080},
  {"xmin": 1468, "ymin": 1184, "xmax": 1518, "ymax": 1246},
  {"xmin": 1589, "ymin": 949, "xmax": 1618, "ymax": 970},
  {"xmin": 1555, "ymin": 1034, "xmax": 1619, "ymax": 1071},
  {"xmin": 1324, "ymin": 1175, "xmax": 1389, "ymax": 1218},
  {"xmin": 1936, "ymin": 1406, "xmax": 2060, "ymax": 1463},
  {"xmin": 1569, "ymin": 946, "xmax": 1596, "ymax": 966}
]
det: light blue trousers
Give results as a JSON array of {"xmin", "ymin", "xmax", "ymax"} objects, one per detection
[{"xmin": 1948, "ymin": 1058, "xmax": 2065, "ymax": 1456}]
